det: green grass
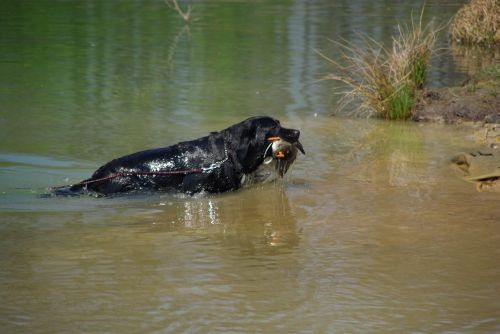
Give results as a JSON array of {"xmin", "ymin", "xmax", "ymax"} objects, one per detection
[
  {"xmin": 475, "ymin": 63, "xmax": 500, "ymax": 81},
  {"xmin": 409, "ymin": 56, "xmax": 427, "ymax": 89},
  {"xmin": 387, "ymin": 84, "xmax": 415, "ymax": 120}
]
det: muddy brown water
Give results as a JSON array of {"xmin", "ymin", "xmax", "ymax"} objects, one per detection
[{"xmin": 1, "ymin": 0, "xmax": 499, "ymax": 332}]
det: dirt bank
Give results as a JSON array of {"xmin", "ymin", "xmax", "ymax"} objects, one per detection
[{"xmin": 412, "ymin": 64, "xmax": 500, "ymax": 124}]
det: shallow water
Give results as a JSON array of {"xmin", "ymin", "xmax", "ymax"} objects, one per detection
[{"xmin": 1, "ymin": 0, "xmax": 499, "ymax": 333}]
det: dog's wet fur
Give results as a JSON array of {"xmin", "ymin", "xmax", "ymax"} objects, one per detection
[{"xmin": 54, "ymin": 116, "xmax": 304, "ymax": 196}]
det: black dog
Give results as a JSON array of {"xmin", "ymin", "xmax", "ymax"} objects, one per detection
[{"xmin": 54, "ymin": 116, "xmax": 304, "ymax": 195}]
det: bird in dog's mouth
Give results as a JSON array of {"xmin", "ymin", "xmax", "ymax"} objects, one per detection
[{"xmin": 265, "ymin": 135, "xmax": 305, "ymax": 177}]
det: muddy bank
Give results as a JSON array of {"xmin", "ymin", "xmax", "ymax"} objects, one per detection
[
  {"xmin": 413, "ymin": 65, "xmax": 499, "ymax": 150},
  {"xmin": 413, "ymin": 88, "xmax": 499, "ymax": 123},
  {"xmin": 413, "ymin": 64, "xmax": 500, "ymax": 124},
  {"xmin": 452, "ymin": 150, "xmax": 500, "ymax": 192}
]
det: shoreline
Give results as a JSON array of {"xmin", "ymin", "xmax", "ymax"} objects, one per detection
[
  {"xmin": 416, "ymin": 63, "xmax": 500, "ymax": 191},
  {"xmin": 412, "ymin": 63, "xmax": 499, "ymax": 125}
]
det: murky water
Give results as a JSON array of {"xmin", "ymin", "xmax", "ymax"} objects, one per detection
[{"xmin": 1, "ymin": 0, "xmax": 499, "ymax": 332}]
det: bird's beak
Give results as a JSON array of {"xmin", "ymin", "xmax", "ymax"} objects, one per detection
[{"xmin": 296, "ymin": 140, "xmax": 305, "ymax": 155}]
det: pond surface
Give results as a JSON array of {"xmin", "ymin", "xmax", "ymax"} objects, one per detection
[{"xmin": 1, "ymin": 0, "xmax": 499, "ymax": 332}]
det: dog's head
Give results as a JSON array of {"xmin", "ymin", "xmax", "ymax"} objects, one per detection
[{"xmin": 225, "ymin": 116, "xmax": 305, "ymax": 176}]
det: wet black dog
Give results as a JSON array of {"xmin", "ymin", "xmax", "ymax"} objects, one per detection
[{"xmin": 54, "ymin": 116, "xmax": 304, "ymax": 196}]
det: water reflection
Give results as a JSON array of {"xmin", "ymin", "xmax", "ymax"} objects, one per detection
[
  {"xmin": 449, "ymin": 43, "xmax": 500, "ymax": 76},
  {"xmin": 352, "ymin": 123, "xmax": 438, "ymax": 192},
  {"xmin": 149, "ymin": 185, "xmax": 300, "ymax": 251}
]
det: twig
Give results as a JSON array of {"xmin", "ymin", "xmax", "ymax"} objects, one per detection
[{"xmin": 164, "ymin": 0, "xmax": 192, "ymax": 24}]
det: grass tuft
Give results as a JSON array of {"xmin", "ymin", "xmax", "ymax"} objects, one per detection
[
  {"xmin": 449, "ymin": 0, "xmax": 499, "ymax": 47},
  {"xmin": 318, "ymin": 9, "xmax": 438, "ymax": 120}
]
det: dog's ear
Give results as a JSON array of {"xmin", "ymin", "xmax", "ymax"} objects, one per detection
[
  {"xmin": 233, "ymin": 118, "xmax": 272, "ymax": 172},
  {"xmin": 235, "ymin": 125, "xmax": 258, "ymax": 171},
  {"xmin": 227, "ymin": 117, "xmax": 281, "ymax": 172}
]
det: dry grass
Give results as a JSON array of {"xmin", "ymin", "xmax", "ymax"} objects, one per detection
[
  {"xmin": 450, "ymin": 0, "xmax": 499, "ymax": 47},
  {"xmin": 319, "ymin": 11, "xmax": 438, "ymax": 120}
]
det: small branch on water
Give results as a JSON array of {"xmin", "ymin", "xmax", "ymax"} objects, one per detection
[{"xmin": 164, "ymin": 0, "xmax": 192, "ymax": 24}]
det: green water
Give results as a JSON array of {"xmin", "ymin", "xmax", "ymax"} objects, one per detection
[{"xmin": 1, "ymin": 0, "xmax": 499, "ymax": 332}]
